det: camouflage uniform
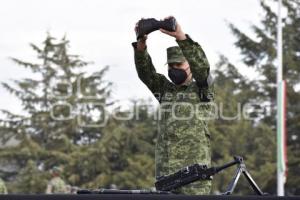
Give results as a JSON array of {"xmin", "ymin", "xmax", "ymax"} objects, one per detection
[
  {"xmin": 46, "ymin": 167, "xmax": 68, "ymax": 194},
  {"xmin": 46, "ymin": 176, "xmax": 68, "ymax": 194},
  {"xmin": 132, "ymin": 34, "xmax": 214, "ymax": 195},
  {"xmin": 0, "ymin": 178, "xmax": 7, "ymax": 194}
]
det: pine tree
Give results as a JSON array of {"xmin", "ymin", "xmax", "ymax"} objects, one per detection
[
  {"xmin": 81, "ymin": 100, "xmax": 157, "ymax": 189},
  {"xmin": 0, "ymin": 33, "xmax": 112, "ymax": 193},
  {"xmin": 226, "ymin": 0, "xmax": 300, "ymax": 194},
  {"xmin": 211, "ymin": 57, "xmax": 276, "ymax": 195},
  {"xmin": 9, "ymin": 160, "xmax": 49, "ymax": 194}
]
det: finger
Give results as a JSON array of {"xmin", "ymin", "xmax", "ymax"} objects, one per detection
[
  {"xmin": 138, "ymin": 35, "xmax": 147, "ymax": 42},
  {"xmin": 160, "ymin": 28, "xmax": 172, "ymax": 34},
  {"xmin": 159, "ymin": 28, "xmax": 167, "ymax": 33},
  {"xmin": 135, "ymin": 21, "xmax": 139, "ymax": 32}
]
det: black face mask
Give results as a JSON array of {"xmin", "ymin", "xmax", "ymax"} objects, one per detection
[{"xmin": 168, "ymin": 67, "xmax": 188, "ymax": 85}]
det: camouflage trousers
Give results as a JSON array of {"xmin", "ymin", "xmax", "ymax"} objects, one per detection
[{"xmin": 155, "ymin": 125, "xmax": 212, "ymax": 195}]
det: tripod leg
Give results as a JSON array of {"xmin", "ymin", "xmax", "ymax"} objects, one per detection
[
  {"xmin": 222, "ymin": 167, "xmax": 242, "ymax": 195},
  {"xmin": 242, "ymin": 169, "xmax": 265, "ymax": 195}
]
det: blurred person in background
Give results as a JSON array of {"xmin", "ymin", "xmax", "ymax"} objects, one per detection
[
  {"xmin": 45, "ymin": 166, "xmax": 68, "ymax": 194},
  {"xmin": 0, "ymin": 177, "xmax": 7, "ymax": 194}
]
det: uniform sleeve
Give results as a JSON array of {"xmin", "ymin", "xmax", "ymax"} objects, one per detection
[
  {"xmin": 46, "ymin": 183, "xmax": 52, "ymax": 194},
  {"xmin": 176, "ymin": 35, "xmax": 214, "ymax": 101},
  {"xmin": 132, "ymin": 42, "xmax": 170, "ymax": 101}
]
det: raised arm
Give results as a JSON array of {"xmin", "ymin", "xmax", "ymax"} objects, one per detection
[
  {"xmin": 176, "ymin": 35, "xmax": 211, "ymax": 87},
  {"xmin": 132, "ymin": 35, "xmax": 170, "ymax": 102},
  {"xmin": 160, "ymin": 17, "xmax": 214, "ymax": 101}
]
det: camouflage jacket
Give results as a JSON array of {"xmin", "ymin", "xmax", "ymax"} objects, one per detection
[
  {"xmin": 132, "ymin": 34, "xmax": 214, "ymax": 179},
  {"xmin": 0, "ymin": 178, "xmax": 7, "ymax": 194},
  {"xmin": 46, "ymin": 177, "xmax": 67, "ymax": 194}
]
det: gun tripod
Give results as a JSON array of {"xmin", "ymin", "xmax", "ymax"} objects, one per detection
[{"xmin": 220, "ymin": 156, "xmax": 266, "ymax": 195}]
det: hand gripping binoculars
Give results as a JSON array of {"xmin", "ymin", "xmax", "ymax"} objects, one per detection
[{"xmin": 136, "ymin": 17, "xmax": 177, "ymax": 40}]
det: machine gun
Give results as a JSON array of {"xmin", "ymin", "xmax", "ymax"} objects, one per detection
[
  {"xmin": 155, "ymin": 156, "xmax": 267, "ymax": 195},
  {"xmin": 77, "ymin": 156, "xmax": 266, "ymax": 195}
]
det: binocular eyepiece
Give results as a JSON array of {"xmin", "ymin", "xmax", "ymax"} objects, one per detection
[{"xmin": 136, "ymin": 17, "xmax": 177, "ymax": 40}]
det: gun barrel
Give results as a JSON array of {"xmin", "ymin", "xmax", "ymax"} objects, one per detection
[
  {"xmin": 215, "ymin": 159, "xmax": 240, "ymax": 173},
  {"xmin": 77, "ymin": 189, "xmax": 171, "ymax": 194}
]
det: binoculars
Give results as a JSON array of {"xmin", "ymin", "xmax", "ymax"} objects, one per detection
[{"xmin": 136, "ymin": 17, "xmax": 177, "ymax": 40}]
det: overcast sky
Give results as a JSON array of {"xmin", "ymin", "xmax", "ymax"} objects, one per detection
[{"xmin": 0, "ymin": 0, "xmax": 264, "ymax": 113}]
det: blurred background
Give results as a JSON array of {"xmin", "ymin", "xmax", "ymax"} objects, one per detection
[{"xmin": 0, "ymin": 0, "xmax": 299, "ymax": 195}]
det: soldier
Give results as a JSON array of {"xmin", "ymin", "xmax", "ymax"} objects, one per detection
[
  {"xmin": 46, "ymin": 166, "xmax": 68, "ymax": 194},
  {"xmin": 132, "ymin": 16, "xmax": 214, "ymax": 195},
  {"xmin": 0, "ymin": 178, "xmax": 8, "ymax": 194}
]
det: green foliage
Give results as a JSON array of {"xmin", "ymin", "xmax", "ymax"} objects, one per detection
[
  {"xmin": 217, "ymin": 0, "xmax": 300, "ymax": 195},
  {"xmin": 0, "ymin": 33, "xmax": 113, "ymax": 193},
  {"xmin": 1, "ymin": 0, "xmax": 299, "ymax": 194},
  {"xmin": 8, "ymin": 160, "xmax": 49, "ymax": 194},
  {"xmin": 0, "ymin": 34, "xmax": 157, "ymax": 193},
  {"xmin": 82, "ymin": 101, "xmax": 157, "ymax": 189},
  {"xmin": 211, "ymin": 57, "xmax": 276, "ymax": 194}
]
